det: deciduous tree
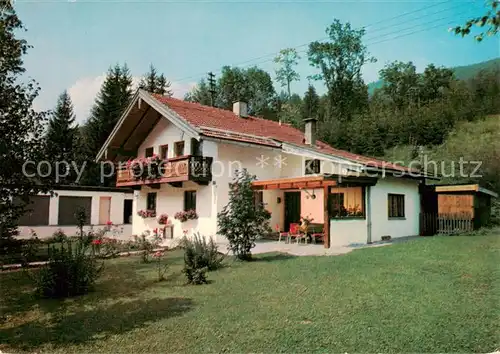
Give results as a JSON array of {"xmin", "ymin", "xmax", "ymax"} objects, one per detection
[
  {"xmin": 0, "ymin": 1, "xmax": 50, "ymax": 239},
  {"xmin": 274, "ymin": 48, "xmax": 300, "ymax": 98},
  {"xmin": 452, "ymin": 0, "xmax": 499, "ymax": 41}
]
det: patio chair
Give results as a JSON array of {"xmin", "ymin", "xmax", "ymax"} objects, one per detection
[
  {"xmin": 295, "ymin": 223, "xmax": 309, "ymax": 244},
  {"xmin": 276, "ymin": 224, "xmax": 289, "ymax": 243},
  {"xmin": 310, "ymin": 232, "xmax": 324, "ymax": 244},
  {"xmin": 288, "ymin": 223, "xmax": 301, "ymax": 244}
]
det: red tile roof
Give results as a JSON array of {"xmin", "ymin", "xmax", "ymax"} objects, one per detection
[{"xmin": 151, "ymin": 93, "xmax": 413, "ymax": 173}]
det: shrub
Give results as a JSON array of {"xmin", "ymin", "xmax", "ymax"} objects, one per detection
[
  {"xmin": 152, "ymin": 250, "xmax": 168, "ymax": 281},
  {"xmin": 134, "ymin": 230, "xmax": 162, "ymax": 263},
  {"xmin": 218, "ymin": 169, "xmax": 272, "ymax": 260},
  {"xmin": 34, "ymin": 238, "xmax": 103, "ymax": 298},
  {"xmin": 182, "ymin": 233, "xmax": 224, "ymax": 285},
  {"xmin": 46, "ymin": 229, "xmax": 68, "ymax": 243}
]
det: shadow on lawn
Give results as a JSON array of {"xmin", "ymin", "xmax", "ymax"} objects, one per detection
[
  {"xmin": 0, "ymin": 296, "xmax": 194, "ymax": 351},
  {"xmin": 0, "ymin": 259, "xmax": 154, "ymax": 321},
  {"xmin": 252, "ymin": 253, "xmax": 296, "ymax": 262}
]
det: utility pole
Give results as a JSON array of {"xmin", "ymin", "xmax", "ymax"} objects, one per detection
[{"xmin": 207, "ymin": 72, "xmax": 216, "ymax": 107}]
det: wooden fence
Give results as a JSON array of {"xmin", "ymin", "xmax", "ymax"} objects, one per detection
[{"xmin": 420, "ymin": 213, "xmax": 474, "ymax": 236}]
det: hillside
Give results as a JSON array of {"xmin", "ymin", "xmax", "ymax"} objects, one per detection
[
  {"xmin": 368, "ymin": 58, "xmax": 500, "ymax": 94},
  {"xmin": 384, "ymin": 114, "xmax": 500, "ymax": 193}
]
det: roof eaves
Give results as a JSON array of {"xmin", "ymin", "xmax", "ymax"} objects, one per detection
[
  {"xmin": 96, "ymin": 90, "xmax": 141, "ymax": 161},
  {"xmin": 141, "ymin": 90, "xmax": 201, "ymax": 137},
  {"xmin": 281, "ymin": 142, "xmax": 365, "ymax": 169}
]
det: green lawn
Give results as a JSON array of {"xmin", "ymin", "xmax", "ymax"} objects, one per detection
[{"xmin": 1, "ymin": 234, "xmax": 499, "ymax": 353}]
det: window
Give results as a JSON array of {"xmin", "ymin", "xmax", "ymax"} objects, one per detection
[
  {"xmin": 184, "ymin": 191, "xmax": 196, "ymax": 211},
  {"xmin": 147, "ymin": 192, "xmax": 157, "ymax": 212},
  {"xmin": 329, "ymin": 187, "xmax": 365, "ymax": 218},
  {"xmin": 388, "ymin": 194, "xmax": 405, "ymax": 218},
  {"xmin": 145, "ymin": 147, "xmax": 154, "ymax": 158},
  {"xmin": 191, "ymin": 138, "xmax": 202, "ymax": 156},
  {"xmin": 253, "ymin": 191, "xmax": 264, "ymax": 207},
  {"xmin": 160, "ymin": 145, "xmax": 168, "ymax": 159},
  {"xmin": 329, "ymin": 193, "xmax": 345, "ymax": 217},
  {"xmin": 305, "ymin": 159, "xmax": 320, "ymax": 175},
  {"xmin": 174, "ymin": 141, "xmax": 185, "ymax": 157}
]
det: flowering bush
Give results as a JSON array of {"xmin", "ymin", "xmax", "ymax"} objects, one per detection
[
  {"xmin": 174, "ymin": 209, "xmax": 198, "ymax": 223},
  {"xmin": 137, "ymin": 209, "xmax": 156, "ymax": 218},
  {"xmin": 300, "ymin": 215, "xmax": 314, "ymax": 226},
  {"xmin": 158, "ymin": 213, "xmax": 169, "ymax": 225},
  {"xmin": 152, "ymin": 250, "xmax": 168, "ymax": 281},
  {"xmin": 127, "ymin": 154, "xmax": 163, "ymax": 180},
  {"xmin": 134, "ymin": 229, "xmax": 163, "ymax": 263}
]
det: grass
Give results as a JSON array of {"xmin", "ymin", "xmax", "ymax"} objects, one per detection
[{"xmin": 1, "ymin": 233, "xmax": 499, "ymax": 353}]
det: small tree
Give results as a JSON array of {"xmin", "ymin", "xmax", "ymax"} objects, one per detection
[{"xmin": 217, "ymin": 169, "xmax": 271, "ymax": 261}]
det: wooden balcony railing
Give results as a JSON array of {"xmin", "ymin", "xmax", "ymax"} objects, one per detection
[{"xmin": 116, "ymin": 155, "xmax": 213, "ymax": 187}]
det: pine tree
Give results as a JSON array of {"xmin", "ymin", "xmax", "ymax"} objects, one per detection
[
  {"xmin": 80, "ymin": 64, "xmax": 133, "ymax": 186},
  {"xmin": 0, "ymin": 2, "xmax": 50, "ymax": 239},
  {"xmin": 302, "ymin": 85, "xmax": 320, "ymax": 120},
  {"xmin": 45, "ymin": 91, "xmax": 77, "ymax": 184},
  {"xmin": 139, "ymin": 64, "xmax": 173, "ymax": 96}
]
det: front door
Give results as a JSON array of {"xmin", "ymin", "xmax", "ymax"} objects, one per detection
[{"xmin": 284, "ymin": 191, "xmax": 301, "ymax": 232}]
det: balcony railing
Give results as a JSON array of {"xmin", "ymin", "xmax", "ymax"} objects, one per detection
[{"xmin": 116, "ymin": 155, "xmax": 213, "ymax": 187}]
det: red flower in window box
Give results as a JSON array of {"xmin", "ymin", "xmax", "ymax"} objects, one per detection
[{"xmin": 158, "ymin": 214, "xmax": 169, "ymax": 225}]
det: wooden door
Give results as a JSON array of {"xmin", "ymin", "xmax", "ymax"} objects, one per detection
[
  {"xmin": 284, "ymin": 191, "xmax": 301, "ymax": 232},
  {"xmin": 99, "ymin": 196, "xmax": 111, "ymax": 225}
]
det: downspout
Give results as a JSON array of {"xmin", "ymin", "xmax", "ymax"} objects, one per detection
[{"xmin": 366, "ymin": 185, "xmax": 372, "ymax": 244}]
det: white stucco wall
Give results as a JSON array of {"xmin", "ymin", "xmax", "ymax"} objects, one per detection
[
  {"xmin": 132, "ymin": 181, "xmax": 216, "ymax": 239},
  {"xmin": 137, "ymin": 117, "xmax": 196, "ymax": 158},
  {"xmin": 370, "ymin": 176, "xmax": 421, "ymax": 242},
  {"xmin": 17, "ymin": 189, "xmax": 133, "ymax": 239},
  {"xmin": 330, "ymin": 219, "xmax": 367, "ymax": 247}
]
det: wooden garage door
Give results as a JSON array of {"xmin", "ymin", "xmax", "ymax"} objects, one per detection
[
  {"xmin": 58, "ymin": 196, "xmax": 92, "ymax": 225},
  {"xmin": 16, "ymin": 196, "xmax": 50, "ymax": 226}
]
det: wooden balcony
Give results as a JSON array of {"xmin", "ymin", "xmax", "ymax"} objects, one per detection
[{"xmin": 116, "ymin": 155, "xmax": 213, "ymax": 187}]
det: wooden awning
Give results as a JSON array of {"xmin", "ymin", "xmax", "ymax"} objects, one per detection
[
  {"xmin": 252, "ymin": 176, "xmax": 337, "ymax": 190},
  {"xmin": 252, "ymin": 174, "xmax": 378, "ymax": 190}
]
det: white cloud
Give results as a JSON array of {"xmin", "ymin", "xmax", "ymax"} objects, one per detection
[
  {"xmin": 68, "ymin": 74, "xmax": 107, "ymax": 124},
  {"xmin": 67, "ymin": 75, "xmax": 196, "ymax": 125}
]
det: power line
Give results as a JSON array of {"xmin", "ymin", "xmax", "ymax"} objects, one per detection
[
  {"xmin": 171, "ymin": 1, "xmax": 457, "ymax": 83},
  {"xmin": 172, "ymin": 1, "xmax": 472, "ymax": 84}
]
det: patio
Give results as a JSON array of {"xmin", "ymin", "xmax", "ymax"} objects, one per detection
[{"xmin": 216, "ymin": 238, "xmax": 393, "ymax": 256}]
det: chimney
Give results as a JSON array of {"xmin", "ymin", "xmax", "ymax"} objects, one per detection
[
  {"xmin": 304, "ymin": 117, "xmax": 317, "ymax": 146},
  {"xmin": 233, "ymin": 101, "xmax": 248, "ymax": 118}
]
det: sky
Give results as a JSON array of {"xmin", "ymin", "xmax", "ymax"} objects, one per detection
[{"xmin": 14, "ymin": 0, "xmax": 500, "ymax": 124}]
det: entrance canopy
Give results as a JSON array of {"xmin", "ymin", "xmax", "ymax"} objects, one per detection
[
  {"xmin": 251, "ymin": 174, "xmax": 378, "ymax": 190},
  {"xmin": 252, "ymin": 175, "xmax": 337, "ymax": 190}
]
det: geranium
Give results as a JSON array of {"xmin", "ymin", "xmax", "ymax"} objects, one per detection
[
  {"xmin": 92, "ymin": 239, "xmax": 102, "ymax": 245},
  {"xmin": 137, "ymin": 209, "xmax": 156, "ymax": 218},
  {"xmin": 158, "ymin": 213, "xmax": 169, "ymax": 225},
  {"xmin": 174, "ymin": 210, "xmax": 197, "ymax": 223}
]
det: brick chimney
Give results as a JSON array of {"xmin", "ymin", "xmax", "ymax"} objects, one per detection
[
  {"xmin": 304, "ymin": 117, "xmax": 317, "ymax": 146},
  {"xmin": 233, "ymin": 101, "xmax": 248, "ymax": 118}
]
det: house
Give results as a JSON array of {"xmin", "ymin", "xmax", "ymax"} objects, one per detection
[
  {"xmin": 16, "ymin": 186, "xmax": 134, "ymax": 239},
  {"xmin": 97, "ymin": 89, "xmax": 428, "ymax": 248}
]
